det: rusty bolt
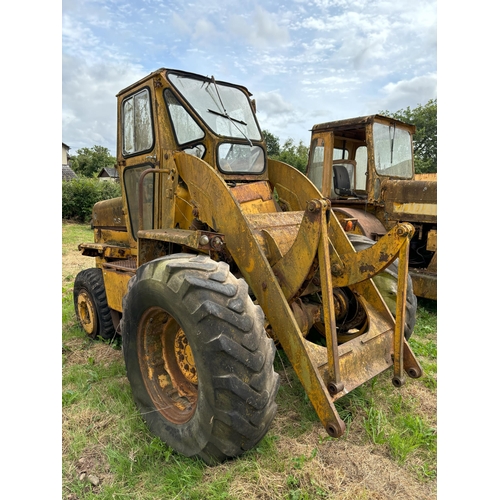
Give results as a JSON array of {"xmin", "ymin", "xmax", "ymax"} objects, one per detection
[
  {"xmin": 307, "ymin": 199, "xmax": 321, "ymax": 212},
  {"xmin": 211, "ymin": 236, "xmax": 223, "ymax": 251},
  {"xmin": 199, "ymin": 235, "xmax": 209, "ymax": 246},
  {"xmin": 396, "ymin": 226, "xmax": 408, "ymax": 237}
]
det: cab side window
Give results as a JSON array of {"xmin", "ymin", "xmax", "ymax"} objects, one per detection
[
  {"xmin": 354, "ymin": 146, "xmax": 368, "ymax": 190},
  {"xmin": 123, "ymin": 89, "xmax": 154, "ymax": 155}
]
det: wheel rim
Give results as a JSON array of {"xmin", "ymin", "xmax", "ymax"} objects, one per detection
[
  {"xmin": 137, "ymin": 307, "xmax": 198, "ymax": 424},
  {"xmin": 77, "ymin": 290, "xmax": 98, "ymax": 336}
]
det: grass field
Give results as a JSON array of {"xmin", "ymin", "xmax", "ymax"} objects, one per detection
[{"xmin": 62, "ymin": 220, "xmax": 437, "ymax": 499}]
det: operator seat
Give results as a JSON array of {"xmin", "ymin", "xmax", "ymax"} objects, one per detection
[{"xmin": 333, "ymin": 164, "xmax": 353, "ymax": 196}]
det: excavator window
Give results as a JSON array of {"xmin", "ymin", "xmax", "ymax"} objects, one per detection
[
  {"xmin": 164, "ymin": 89, "xmax": 205, "ymax": 146},
  {"xmin": 217, "ymin": 143, "xmax": 265, "ymax": 174},
  {"xmin": 373, "ymin": 122, "xmax": 413, "ymax": 178},
  {"xmin": 354, "ymin": 146, "xmax": 368, "ymax": 191},
  {"xmin": 308, "ymin": 137, "xmax": 325, "ymax": 192},
  {"xmin": 123, "ymin": 164, "xmax": 155, "ymax": 239},
  {"xmin": 122, "ymin": 88, "xmax": 154, "ymax": 156}
]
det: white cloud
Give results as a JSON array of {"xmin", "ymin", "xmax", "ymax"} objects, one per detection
[
  {"xmin": 229, "ymin": 6, "xmax": 290, "ymax": 49},
  {"xmin": 193, "ymin": 18, "xmax": 218, "ymax": 41},
  {"xmin": 254, "ymin": 90, "xmax": 295, "ymax": 116},
  {"xmin": 377, "ymin": 73, "xmax": 437, "ymax": 112}
]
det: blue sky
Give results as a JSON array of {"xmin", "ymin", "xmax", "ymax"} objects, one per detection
[{"xmin": 62, "ymin": 0, "xmax": 437, "ymax": 155}]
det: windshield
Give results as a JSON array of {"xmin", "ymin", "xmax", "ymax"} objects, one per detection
[
  {"xmin": 373, "ymin": 122, "xmax": 413, "ymax": 178},
  {"xmin": 168, "ymin": 73, "xmax": 262, "ymax": 141}
]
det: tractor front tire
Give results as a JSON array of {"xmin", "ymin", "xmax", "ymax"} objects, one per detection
[
  {"xmin": 348, "ymin": 234, "xmax": 417, "ymax": 340},
  {"xmin": 121, "ymin": 254, "xmax": 279, "ymax": 464},
  {"xmin": 73, "ymin": 268, "xmax": 115, "ymax": 340}
]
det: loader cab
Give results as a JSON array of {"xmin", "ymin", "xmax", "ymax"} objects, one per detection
[
  {"xmin": 307, "ymin": 115, "xmax": 416, "ymax": 204},
  {"xmin": 115, "ymin": 69, "xmax": 269, "ymax": 241}
]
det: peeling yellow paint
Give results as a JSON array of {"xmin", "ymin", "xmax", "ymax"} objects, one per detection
[{"xmin": 392, "ymin": 202, "xmax": 437, "ymax": 217}]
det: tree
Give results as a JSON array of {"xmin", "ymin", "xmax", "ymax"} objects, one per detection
[
  {"xmin": 262, "ymin": 129, "xmax": 281, "ymax": 157},
  {"xmin": 277, "ymin": 139, "xmax": 309, "ymax": 173},
  {"xmin": 261, "ymin": 129, "xmax": 310, "ymax": 173},
  {"xmin": 70, "ymin": 145, "xmax": 117, "ymax": 178},
  {"xmin": 381, "ymin": 99, "xmax": 437, "ymax": 174}
]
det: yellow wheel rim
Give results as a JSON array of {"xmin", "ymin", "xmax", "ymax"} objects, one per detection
[{"xmin": 77, "ymin": 291, "xmax": 97, "ymax": 336}]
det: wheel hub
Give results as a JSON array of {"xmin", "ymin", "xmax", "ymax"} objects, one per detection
[
  {"xmin": 138, "ymin": 307, "xmax": 198, "ymax": 424},
  {"xmin": 77, "ymin": 291, "xmax": 97, "ymax": 336}
]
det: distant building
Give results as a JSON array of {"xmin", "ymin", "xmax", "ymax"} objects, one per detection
[
  {"xmin": 62, "ymin": 142, "xmax": 77, "ymax": 181},
  {"xmin": 98, "ymin": 167, "xmax": 119, "ymax": 182}
]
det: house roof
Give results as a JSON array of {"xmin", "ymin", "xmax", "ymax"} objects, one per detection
[
  {"xmin": 62, "ymin": 164, "xmax": 77, "ymax": 181},
  {"xmin": 98, "ymin": 167, "xmax": 119, "ymax": 178}
]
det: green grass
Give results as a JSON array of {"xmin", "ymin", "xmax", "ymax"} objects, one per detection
[{"xmin": 62, "ymin": 221, "xmax": 437, "ymax": 499}]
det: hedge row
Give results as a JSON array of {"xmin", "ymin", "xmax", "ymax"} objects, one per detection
[{"xmin": 62, "ymin": 178, "xmax": 122, "ymax": 222}]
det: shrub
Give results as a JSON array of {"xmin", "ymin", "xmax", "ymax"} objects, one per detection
[{"xmin": 62, "ymin": 178, "xmax": 122, "ymax": 222}]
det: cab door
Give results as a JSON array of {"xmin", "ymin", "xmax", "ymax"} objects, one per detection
[{"xmin": 118, "ymin": 84, "xmax": 159, "ymax": 241}]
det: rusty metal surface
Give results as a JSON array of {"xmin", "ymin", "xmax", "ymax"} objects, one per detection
[
  {"xmin": 311, "ymin": 114, "xmax": 416, "ymax": 137},
  {"xmin": 138, "ymin": 228, "xmax": 200, "ymax": 247},
  {"xmin": 230, "ymin": 181, "xmax": 280, "ymax": 214},
  {"xmin": 332, "ymin": 207, "xmax": 387, "ymax": 239},
  {"xmin": 79, "ymin": 242, "xmax": 133, "ymax": 259},
  {"xmin": 92, "ymin": 196, "xmax": 127, "ymax": 231},
  {"xmin": 427, "ymin": 229, "xmax": 437, "ymax": 252},
  {"xmin": 415, "ymin": 173, "xmax": 437, "ymax": 181},
  {"xmin": 409, "ymin": 270, "xmax": 437, "ymax": 300},
  {"xmin": 329, "ymin": 223, "xmax": 415, "ymax": 288},
  {"xmin": 382, "ymin": 179, "xmax": 437, "ymax": 223}
]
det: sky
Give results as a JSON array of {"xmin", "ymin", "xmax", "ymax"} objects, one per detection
[{"xmin": 62, "ymin": 0, "xmax": 437, "ymax": 155}]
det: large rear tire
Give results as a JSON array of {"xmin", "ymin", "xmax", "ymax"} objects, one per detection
[
  {"xmin": 348, "ymin": 234, "xmax": 417, "ymax": 340},
  {"xmin": 121, "ymin": 253, "xmax": 279, "ymax": 464},
  {"xmin": 73, "ymin": 268, "xmax": 115, "ymax": 340}
]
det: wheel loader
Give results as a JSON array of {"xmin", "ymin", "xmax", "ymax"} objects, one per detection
[
  {"xmin": 305, "ymin": 115, "xmax": 437, "ymax": 303},
  {"xmin": 73, "ymin": 68, "xmax": 422, "ymax": 465}
]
